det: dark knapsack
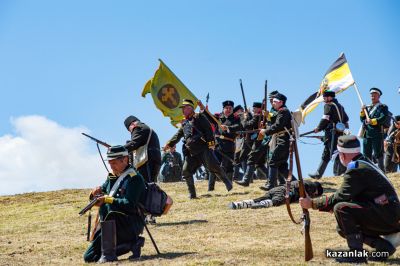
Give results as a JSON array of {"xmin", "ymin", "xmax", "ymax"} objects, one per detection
[{"xmin": 140, "ymin": 183, "xmax": 173, "ymax": 217}]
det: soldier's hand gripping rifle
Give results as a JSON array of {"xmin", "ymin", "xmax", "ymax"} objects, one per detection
[
  {"xmin": 79, "ymin": 195, "xmax": 103, "ymax": 216},
  {"xmin": 257, "ymin": 80, "xmax": 268, "ymax": 141},
  {"xmin": 285, "ymin": 132, "xmax": 313, "ymax": 261}
]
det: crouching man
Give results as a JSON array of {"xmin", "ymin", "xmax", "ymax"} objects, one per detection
[
  {"xmin": 83, "ymin": 145, "xmax": 146, "ymax": 263},
  {"xmin": 300, "ymin": 135, "xmax": 400, "ymax": 263}
]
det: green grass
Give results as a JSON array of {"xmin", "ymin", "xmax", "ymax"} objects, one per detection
[{"xmin": 1, "ymin": 173, "xmax": 400, "ymax": 265}]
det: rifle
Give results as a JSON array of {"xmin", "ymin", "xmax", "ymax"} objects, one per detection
[
  {"xmin": 82, "ymin": 133, "xmax": 111, "ymax": 173},
  {"xmin": 299, "ymin": 130, "xmax": 315, "ymax": 137},
  {"xmin": 79, "ymin": 195, "xmax": 102, "ymax": 216},
  {"xmin": 257, "ymin": 80, "xmax": 268, "ymax": 141},
  {"xmin": 302, "ymin": 135, "xmax": 325, "ymax": 141},
  {"xmin": 285, "ymin": 132, "xmax": 313, "ymax": 261},
  {"xmin": 239, "ymin": 79, "xmax": 248, "ymax": 111},
  {"xmin": 86, "ymin": 211, "xmax": 92, "ymax": 241},
  {"xmin": 237, "ymin": 129, "xmax": 260, "ymax": 134},
  {"xmin": 82, "ymin": 133, "xmax": 111, "ymax": 148}
]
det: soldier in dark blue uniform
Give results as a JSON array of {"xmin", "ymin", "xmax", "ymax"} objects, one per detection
[
  {"xmin": 384, "ymin": 115, "xmax": 400, "ymax": 173},
  {"xmin": 309, "ymin": 91, "xmax": 349, "ymax": 179},
  {"xmin": 164, "ymin": 99, "xmax": 233, "ymax": 199},
  {"xmin": 202, "ymin": 100, "xmax": 242, "ymax": 190},
  {"xmin": 84, "ymin": 146, "xmax": 146, "ymax": 263},
  {"xmin": 300, "ymin": 135, "xmax": 400, "ymax": 263},
  {"xmin": 159, "ymin": 146, "xmax": 183, "ymax": 182},
  {"xmin": 258, "ymin": 93, "xmax": 292, "ymax": 191},
  {"xmin": 235, "ymin": 102, "xmax": 265, "ymax": 186},
  {"xmin": 360, "ymin": 87, "xmax": 389, "ymax": 170},
  {"xmin": 124, "ymin": 116, "xmax": 161, "ymax": 183}
]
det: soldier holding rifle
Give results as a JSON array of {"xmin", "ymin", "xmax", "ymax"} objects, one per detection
[
  {"xmin": 83, "ymin": 145, "xmax": 146, "ymax": 263},
  {"xmin": 308, "ymin": 91, "xmax": 349, "ymax": 179},
  {"xmin": 300, "ymin": 135, "xmax": 400, "ymax": 263},
  {"xmin": 164, "ymin": 99, "xmax": 233, "ymax": 199}
]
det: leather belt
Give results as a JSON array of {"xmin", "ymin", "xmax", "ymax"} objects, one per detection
[{"xmin": 215, "ymin": 135, "xmax": 235, "ymax": 142}]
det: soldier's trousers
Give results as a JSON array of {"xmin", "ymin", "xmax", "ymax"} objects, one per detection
[
  {"xmin": 215, "ymin": 147, "xmax": 234, "ymax": 174},
  {"xmin": 247, "ymin": 140, "xmax": 268, "ymax": 167},
  {"xmin": 239, "ymin": 139, "xmax": 254, "ymax": 165},
  {"xmin": 321, "ymin": 135, "xmax": 346, "ymax": 176},
  {"xmin": 83, "ymin": 212, "xmax": 144, "ymax": 262},
  {"xmin": 137, "ymin": 159, "xmax": 161, "ymax": 183},
  {"xmin": 333, "ymin": 201, "xmax": 400, "ymax": 238},
  {"xmin": 384, "ymin": 145, "xmax": 399, "ymax": 173},
  {"xmin": 182, "ymin": 149, "xmax": 230, "ymax": 190},
  {"xmin": 363, "ymin": 136, "xmax": 384, "ymax": 162}
]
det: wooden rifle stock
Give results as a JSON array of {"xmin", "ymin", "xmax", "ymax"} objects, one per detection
[
  {"xmin": 257, "ymin": 80, "xmax": 268, "ymax": 141},
  {"xmin": 285, "ymin": 134, "xmax": 313, "ymax": 261},
  {"xmin": 293, "ymin": 138, "xmax": 313, "ymax": 261}
]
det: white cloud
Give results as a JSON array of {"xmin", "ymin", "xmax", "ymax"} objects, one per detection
[{"xmin": 0, "ymin": 115, "xmax": 106, "ymax": 195}]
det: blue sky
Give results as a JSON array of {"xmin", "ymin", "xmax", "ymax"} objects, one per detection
[{"xmin": 0, "ymin": 0, "xmax": 399, "ymax": 194}]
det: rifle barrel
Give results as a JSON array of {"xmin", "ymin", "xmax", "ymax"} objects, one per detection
[
  {"xmin": 82, "ymin": 133, "xmax": 111, "ymax": 148},
  {"xmin": 239, "ymin": 79, "xmax": 247, "ymax": 111},
  {"xmin": 79, "ymin": 197, "xmax": 99, "ymax": 216}
]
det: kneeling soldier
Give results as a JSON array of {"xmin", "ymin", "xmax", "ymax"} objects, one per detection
[
  {"xmin": 300, "ymin": 135, "xmax": 400, "ymax": 263},
  {"xmin": 83, "ymin": 146, "xmax": 146, "ymax": 263}
]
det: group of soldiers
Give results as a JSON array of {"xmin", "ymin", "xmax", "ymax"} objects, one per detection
[{"xmin": 82, "ymin": 86, "xmax": 400, "ymax": 263}]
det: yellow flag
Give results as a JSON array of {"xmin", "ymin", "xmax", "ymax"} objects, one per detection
[{"xmin": 141, "ymin": 59, "xmax": 198, "ymax": 127}]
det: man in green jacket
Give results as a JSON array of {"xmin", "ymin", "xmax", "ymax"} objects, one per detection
[
  {"xmin": 83, "ymin": 145, "xmax": 146, "ymax": 263},
  {"xmin": 300, "ymin": 135, "xmax": 400, "ymax": 263},
  {"xmin": 360, "ymin": 87, "xmax": 389, "ymax": 170}
]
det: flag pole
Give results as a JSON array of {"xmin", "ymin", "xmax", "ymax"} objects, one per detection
[{"xmin": 353, "ymin": 83, "xmax": 370, "ymax": 119}]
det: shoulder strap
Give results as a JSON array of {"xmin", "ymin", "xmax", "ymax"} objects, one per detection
[
  {"xmin": 146, "ymin": 129, "xmax": 153, "ymax": 145},
  {"xmin": 330, "ymin": 102, "xmax": 342, "ymax": 123},
  {"xmin": 109, "ymin": 168, "xmax": 136, "ymax": 196}
]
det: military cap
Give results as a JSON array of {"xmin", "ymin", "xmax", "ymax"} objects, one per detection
[
  {"xmin": 395, "ymin": 115, "xmax": 400, "ymax": 122},
  {"xmin": 179, "ymin": 99, "xmax": 195, "ymax": 108},
  {"xmin": 268, "ymin": 90, "xmax": 279, "ymax": 99},
  {"xmin": 105, "ymin": 145, "xmax": 129, "ymax": 161},
  {"xmin": 253, "ymin": 102, "xmax": 262, "ymax": 108},
  {"xmin": 370, "ymin": 87, "xmax": 382, "ymax": 96},
  {"xmin": 322, "ymin": 90, "xmax": 335, "ymax": 98},
  {"xmin": 233, "ymin": 105, "xmax": 244, "ymax": 113},
  {"xmin": 124, "ymin": 115, "xmax": 139, "ymax": 130},
  {"xmin": 273, "ymin": 93, "xmax": 287, "ymax": 103},
  {"xmin": 222, "ymin": 100, "xmax": 234, "ymax": 108},
  {"xmin": 337, "ymin": 135, "xmax": 361, "ymax": 154}
]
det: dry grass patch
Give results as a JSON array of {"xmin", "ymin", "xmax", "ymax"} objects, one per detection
[{"xmin": 1, "ymin": 173, "xmax": 400, "ymax": 265}]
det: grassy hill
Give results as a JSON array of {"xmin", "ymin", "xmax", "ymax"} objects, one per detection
[{"xmin": 1, "ymin": 174, "xmax": 400, "ymax": 265}]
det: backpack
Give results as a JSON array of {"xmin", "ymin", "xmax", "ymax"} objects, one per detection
[{"xmin": 140, "ymin": 182, "xmax": 173, "ymax": 217}]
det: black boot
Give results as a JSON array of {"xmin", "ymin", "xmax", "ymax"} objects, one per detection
[
  {"xmin": 98, "ymin": 220, "xmax": 118, "ymax": 263},
  {"xmin": 208, "ymin": 173, "xmax": 216, "ymax": 191},
  {"xmin": 256, "ymin": 165, "xmax": 268, "ymax": 180},
  {"xmin": 128, "ymin": 237, "xmax": 145, "ymax": 261},
  {"xmin": 233, "ymin": 164, "xmax": 241, "ymax": 181},
  {"xmin": 185, "ymin": 176, "xmax": 197, "ymax": 199},
  {"xmin": 364, "ymin": 235, "xmax": 396, "ymax": 262},
  {"xmin": 335, "ymin": 233, "xmax": 367, "ymax": 263},
  {"xmin": 259, "ymin": 167, "xmax": 278, "ymax": 191},
  {"xmin": 227, "ymin": 172, "xmax": 233, "ymax": 182},
  {"xmin": 219, "ymin": 172, "xmax": 233, "ymax": 191},
  {"xmin": 377, "ymin": 156, "xmax": 385, "ymax": 171},
  {"xmin": 309, "ymin": 160, "xmax": 328, "ymax": 179},
  {"xmin": 235, "ymin": 165, "xmax": 255, "ymax": 187}
]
